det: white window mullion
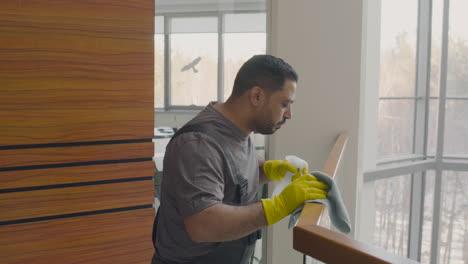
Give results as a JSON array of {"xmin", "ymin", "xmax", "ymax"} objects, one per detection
[
  {"xmin": 413, "ymin": 0, "xmax": 432, "ymax": 158},
  {"xmin": 431, "ymin": 0, "xmax": 451, "ymax": 262},
  {"xmin": 408, "ymin": 0, "xmax": 432, "ymax": 260},
  {"xmin": 164, "ymin": 16, "xmax": 171, "ymax": 111},
  {"xmin": 409, "ymin": 172, "xmax": 426, "ymax": 260},
  {"xmin": 364, "ymin": 159, "xmax": 436, "ymax": 182},
  {"xmin": 217, "ymin": 14, "xmax": 224, "ymax": 102}
]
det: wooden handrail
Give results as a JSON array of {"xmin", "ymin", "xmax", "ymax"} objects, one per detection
[
  {"xmin": 293, "ymin": 132, "xmax": 419, "ymax": 264},
  {"xmin": 296, "ymin": 132, "xmax": 349, "ymax": 227}
]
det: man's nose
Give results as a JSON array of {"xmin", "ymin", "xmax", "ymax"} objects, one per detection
[{"xmin": 284, "ymin": 105, "xmax": 292, "ymax": 120}]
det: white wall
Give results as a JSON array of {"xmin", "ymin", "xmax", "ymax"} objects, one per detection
[{"xmin": 265, "ymin": 0, "xmax": 380, "ymax": 263}]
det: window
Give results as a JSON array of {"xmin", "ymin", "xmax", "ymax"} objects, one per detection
[
  {"xmin": 365, "ymin": 0, "xmax": 468, "ymax": 263},
  {"xmin": 155, "ymin": 12, "xmax": 266, "ymax": 110},
  {"xmin": 377, "ymin": 0, "xmax": 418, "ymax": 159},
  {"xmin": 437, "ymin": 171, "xmax": 467, "ymax": 264},
  {"xmin": 444, "ymin": 0, "xmax": 468, "ymax": 157},
  {"xmin": 373, "ymin": 174, "xmax": 411, "ymax": 256},
  {"xmin": 223, "ymin": 13, "xmax": 266, "ymax": 101},
  {"xmin": 170, "ymin": 17, "xmax": 218, "ymax": 107}
]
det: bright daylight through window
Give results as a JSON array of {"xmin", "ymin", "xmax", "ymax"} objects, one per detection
[
  {"xmin": 154, "ymin": 13, "xmax": 266, "ymax": 110},
  {"xmin": 370, "ymin": 0, "xmax": 468, "ymax": 263}
]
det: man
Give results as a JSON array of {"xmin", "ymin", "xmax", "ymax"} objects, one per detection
[{"xmin": 152, "ymin": 55, "xmax": 328, "ymax": 264}]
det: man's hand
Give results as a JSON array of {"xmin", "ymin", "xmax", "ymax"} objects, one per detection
[
  {"xmin": 261, "ymin": 174, "xmax": 328, "ymax": 225},
  {"xmin": 263, "ymin": 160, "xmax": 298, "ymax": 181}
]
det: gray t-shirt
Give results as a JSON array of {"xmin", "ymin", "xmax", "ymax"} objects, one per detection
[{"xmin": 154, "ymin": 102, "xmax": 260, "ymax": 263}]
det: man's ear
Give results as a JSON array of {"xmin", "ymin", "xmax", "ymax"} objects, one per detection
[{"xmin": 249, "ymin": 86, "xmax": 265, "ymax": 107}]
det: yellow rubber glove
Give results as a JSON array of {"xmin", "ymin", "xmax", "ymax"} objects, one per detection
[
  {"xmin": 263, "ymin": 160, "xmax": 298, "ymax": 181},
  {"xmin": 261, "ymin": 174, "xmax": 328, "ymax": 225},
  {"xmin": 292, "ymin": 166, "xmax": 309, "ymax": 182}
]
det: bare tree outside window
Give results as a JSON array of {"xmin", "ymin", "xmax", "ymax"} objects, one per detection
[
  {"xmin": 373, "ymin": 175, "xmax": 411, "ymax": 256},
  {"xmin": 438, "ymin": 172, "xmax": 468, "ymax": 264}
]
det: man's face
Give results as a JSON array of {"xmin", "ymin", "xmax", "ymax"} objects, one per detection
[{"xmin": 254, "ymin": 79, "xmax": 296, "ymax": 135}]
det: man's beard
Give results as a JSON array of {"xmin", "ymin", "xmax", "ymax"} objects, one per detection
[{"xmin": 255, "ymin": 119, "xmax": 286, "ymax": 135}]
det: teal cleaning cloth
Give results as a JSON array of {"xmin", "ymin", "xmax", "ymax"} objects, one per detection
[{"xmin": 288, "ymin": 171, "xmax": 351, "ymax": 234}]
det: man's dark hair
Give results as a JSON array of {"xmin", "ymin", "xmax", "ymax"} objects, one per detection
[{"xmin": 231, "ymin": 55, "xmax": 298, "ymax": 97}]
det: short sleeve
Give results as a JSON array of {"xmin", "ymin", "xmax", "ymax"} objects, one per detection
[{"xmin": 163, "ymin": 133, "xmax": 225, "ymax": 219}]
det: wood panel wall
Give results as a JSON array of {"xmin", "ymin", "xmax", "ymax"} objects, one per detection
[{"xmin": 0, "ymin": 1, "xmax": 155, "ymax": 263}]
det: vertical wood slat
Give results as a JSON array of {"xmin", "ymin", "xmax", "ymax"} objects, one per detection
[{"xmin": 0, "ymin": 0, "xmax": 155, "ymax": 263}]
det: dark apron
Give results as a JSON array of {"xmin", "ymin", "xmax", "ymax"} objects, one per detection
[{"xmin": 152, "ymin": 124, "xmax": 261, "ymax": 264}]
